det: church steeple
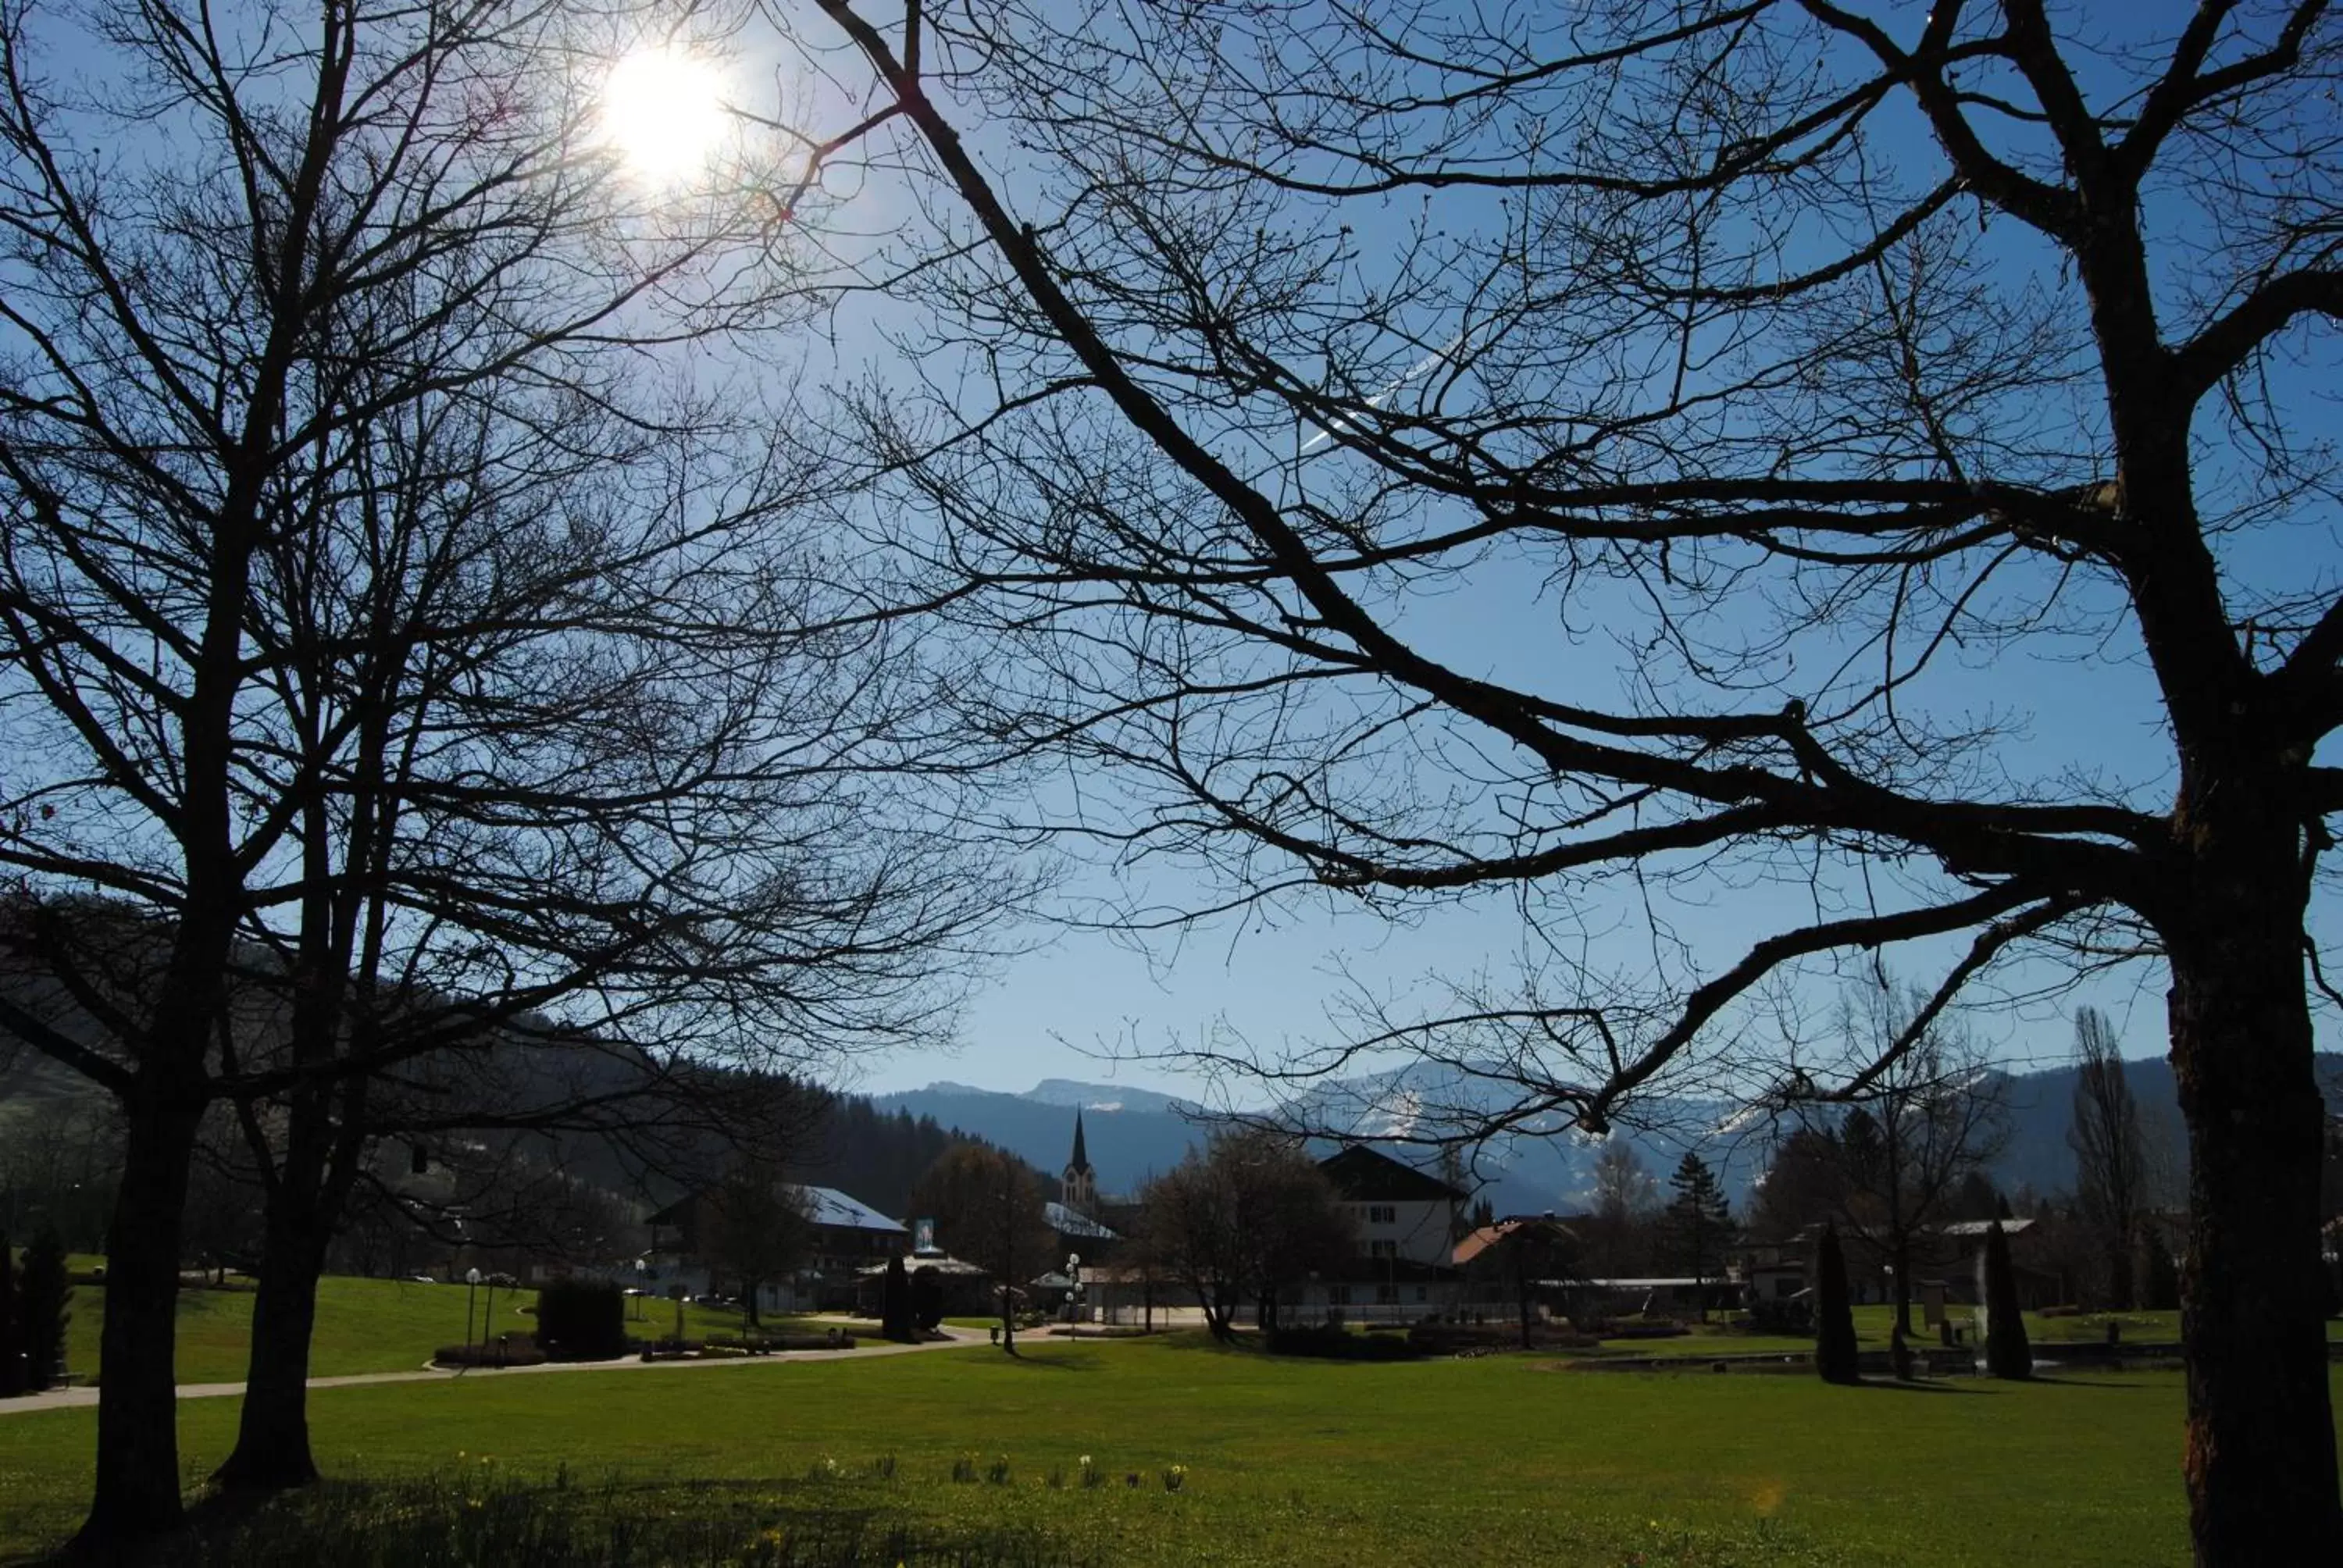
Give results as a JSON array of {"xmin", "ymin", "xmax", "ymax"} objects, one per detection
[{"xmin": 1062, "ymin": 1110, "xmax": 1097, "ymax": 1216}]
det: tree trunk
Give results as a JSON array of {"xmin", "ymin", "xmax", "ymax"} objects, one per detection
[
  {"xmin": 213, "ymin": 1217, "xmax": 328, "ymax": 1491},
  {"xmin": 1891, "ymin": 1234, "xmax": 1914, "ymax": 1338},
  {"xmin": 73, "ymin": 1088, "xmax": 203, "ymax": 1552},
  {"xmin": 2167, "ymin": 881, "xmax": 2343, "ymax": 1564}
]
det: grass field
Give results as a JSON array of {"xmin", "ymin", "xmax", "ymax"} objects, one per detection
[
  {"xmin": 9, "ymin": 1331, "xmax": 2338, "ymax": 1566},
  {"xmin": 52, "ymin": 1267, "xmax": 2254, "ymax": 1390},
  {"xmin": 57, "ymin": 1275, "xmax": 859, "ymax": 1387}
]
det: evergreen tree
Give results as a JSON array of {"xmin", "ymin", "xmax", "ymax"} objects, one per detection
[
  {"xmin": 17, "ymin": 1229, "xmax": 71, "ymax": 1393},
  {"xmin": 881, "ymin": 1255, "xmax": 912, "ymax": 1342},
  {"xmin": 1814, "ymin": 1223, "xmax": 1860, "ymax": 1385},
  {"xmin": 1982, "ymin": 1221, "xmax": 2032, "ymax": 1381},
  {"xmin": 1662, "ymin": 1153, "xmax": 1732, "ymax": 1321},
  {"xmin": 2137, "ymin": 1229, "xmax": 2182, "ymax": 1313},
  {"xmin": 0, "ymin": 1234, "xmax": 22, "ymax": 1398}
]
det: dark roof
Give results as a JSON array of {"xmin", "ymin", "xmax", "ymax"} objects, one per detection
[
  {"xmin": 1069, "ymin": 1110, "xmax": 1089, "ymax": 1173},
  {"xmin": 1317, "ymin": 1143, "xmax": 1468, "ymax": 1203},
  {"xmin": 647, "ymin": 1184, "xmax": 903, "ymax": 1235}
]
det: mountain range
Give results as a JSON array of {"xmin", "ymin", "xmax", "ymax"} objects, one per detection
[{"xmin": 875, "ymin": 1053, "xmax": 2343, "ymax": 1216}]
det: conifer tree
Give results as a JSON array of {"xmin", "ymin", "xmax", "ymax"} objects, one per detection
[
  {"xmin": 882, "ymin": 1255, "xmax": 912, "ymax": 1343},
  {"xmin": 1815, "ymin": 1224, "xmax": 1860, "ymax": 1385},
  {"xmin": 17, "ymin": 1231, "xmax": 71, "ymax": 1393},
  {"xmin": 1983, "ymin": 1221, "xmax": 2032, "ymax": 1381},
  {"xmin": 0, "ymin": 1234, "xmax": 22, "ymax": 1398},
  {"xmin": 1662, "ymin": 1154, "xmax": 1732, "ymax": 1322}
]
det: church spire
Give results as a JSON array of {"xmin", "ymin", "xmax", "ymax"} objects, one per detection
[{"xmin": 1063, "ymin": 1110, "xmax": 1097, "ymax": 1216}]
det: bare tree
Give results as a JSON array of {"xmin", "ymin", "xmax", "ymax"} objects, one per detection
[
  {"xmin": 1132, "ymin": 1128, "xmax": 1356, "ymax": 1340},
  {"xmin": 908, "ymin": 1142, "xmax": 1055, "ymax": 1352},
  {"xmin": 0, "ymin": 0, "xmax": 1011, "ymax": 1540},
  {"xmin": 700, "ymin": 1167, "xmax": 816, "ymax": 1327},
  {"xmin": 2070, "ymin": 1006, "xmax": 2149, "ymax": 1310},
  {"xmin": 1828, "ymin": 980, "xmax": 2008, "ymax": 1337},
  {"xmin": 789, "ymin": 1, "xmax": 2343, "ymax": 1550},
  {"xmin": 1583, "ymin": 1142, "xmax": 1659, "ymax": 1280}
]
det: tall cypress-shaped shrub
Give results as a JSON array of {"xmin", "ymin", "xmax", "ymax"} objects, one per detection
[
  {"xmin": 1982, "ymin": 1221, "xmax": 2032, "ymax": 1380},
  {"xmin": 882, "ymin": 1256, "xmax": 911, "ymax": 1342},
  {"xmin": 2136, "ymin": 1229, "xmax": 2182, "ymax": 1313},
  {"xmin": 911, "ymin": 1266, "xmax": 943, "ymax": 1334},
  {"xmin": 17, "ymin": 1230, "xmax": 71, "ymax": 1392},
  {"xmin": 0, "ymin": 1233, "xmax": 23, "ymax": 1397},
  {"xmin": 1814, "ymin": 1223, "xmax": 1860, "ymax": 1384}
]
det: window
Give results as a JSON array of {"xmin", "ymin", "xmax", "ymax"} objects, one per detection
[
  {"xmin": 1415, "ymin": 1286, "xmax": 1428, "ymax": 1303},
  {"xmin": 1367, "ymin": 1204, "xmax": 1396, "ymax": 1225},
  {"xmin": 1368, "ymin": 1239, "xmax": 1399, "ymax": 1260},
  {"xmin": 1328, "ymin": 1284, "xmax": 1352, "ymax": 1306},
  {"xmin": 1375, "ymin": 1283, "xmax": 1398, "ymax": 1305}
]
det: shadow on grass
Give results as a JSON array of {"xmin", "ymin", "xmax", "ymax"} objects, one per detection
[
  {"xmin": 38, "ymin": 1470, "xmax": 1094, "ymax": 1568},
  {"xmin": 997, "ymin": 1349, "xmax": 1102, "ymax": 1372},
  {"xmin": 1842, "ymin": 1377, "xmax": 1978, "ymax": 1395}
]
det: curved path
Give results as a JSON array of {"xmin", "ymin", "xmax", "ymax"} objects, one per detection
[{"xmin": 0, "ymin": 1324, "xmax": 990, "ymax": 1419}]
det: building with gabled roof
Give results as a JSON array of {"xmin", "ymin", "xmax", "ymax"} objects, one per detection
[{"xmin": 644, "ymin": 1181, "xmax": 905, "ymax": 1314}]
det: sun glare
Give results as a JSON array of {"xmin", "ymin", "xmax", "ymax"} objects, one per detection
[{"xmin": 601, "ymin": 47, "xmax": 728, "ymax": 182}]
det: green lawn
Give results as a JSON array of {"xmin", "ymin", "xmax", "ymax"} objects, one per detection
[
  {"xmin": 59, "ymin": 1275, "xmax": 863, "ymax": 1387},
  {"xmin": 8, "ymin": 1333, "xmax": 2334, "ymax": 1565}
]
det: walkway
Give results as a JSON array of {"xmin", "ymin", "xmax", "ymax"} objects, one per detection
[{"xmin": 0, "ymin": 1324, "xmax": 989, "ymax": 1419}]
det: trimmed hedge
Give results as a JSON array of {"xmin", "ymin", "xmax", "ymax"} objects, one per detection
[
  {"xmin": 432, "ymin": 1338, "xmax": 548, "ymax": 1368},
  {"xmin": 1268, "ymin": 1324, "xmax": 1423, "ymax": 1361},
  {"xmin": 534, "ymin": 1278, "xmax": 627, "ymax": 1362}
]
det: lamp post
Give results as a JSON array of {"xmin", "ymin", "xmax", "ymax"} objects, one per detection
[{"xmin": 465, "ymin": 1267, "xmax": 483, "ymax": 1358}]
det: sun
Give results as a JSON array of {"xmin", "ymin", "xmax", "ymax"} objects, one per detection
[{"xmin": 601, "ymin": 47, "xmax": 729, "ymax": 182}]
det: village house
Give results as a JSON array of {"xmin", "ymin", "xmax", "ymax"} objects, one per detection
[{"xmin": 642, "ymin": 1183, "xmax": 906, "ymax": 1313}]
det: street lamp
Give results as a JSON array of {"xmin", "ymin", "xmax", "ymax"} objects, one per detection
[{"xmin": 465, "ymin": 1267, "xmax": 483, "ymax": 1358}]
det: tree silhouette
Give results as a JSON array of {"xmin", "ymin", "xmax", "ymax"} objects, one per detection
[
  {"xmin": 1982, "ymin": 1221, "xmax": 2034, "ymax": 1381},
  {"xmin": 1815, "ymin": 1224, "xmax": 1862, "ymax": 1385},
  {"xmin": 1662, "ymin": 1154, "xmax": 1732, "ymax": 1322},
  {"xmin": 791, "ymin": 2, "xmax": 2343, "ymax": 1550}
]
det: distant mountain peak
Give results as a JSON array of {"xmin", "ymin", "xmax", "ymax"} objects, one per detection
[{"xmin": 1022, "ymin": 1078, "xmax": 1192, "ymax": 1116}]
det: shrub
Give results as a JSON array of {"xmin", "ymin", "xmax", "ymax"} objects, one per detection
[
  {"xmin": 1982, "ymin": 1221, "xmax": 2033, "ymax": 1380},
  {"xmin": 1405, "ymin": 1321, "xmax": 1596, "ymax": 1355},
  {"xmin": 882, "ymin": 1256, "xmax": 911, "ymax": 1342},
  {"xmin": 533, "ymin": 1278, "xmax": 627, "ymax": 1362},
  {"xmin": 1268, "ymin": 1324, "xmax": 1421, "ymax": 1361},
  {"xmin": 16, "ymin": 1229, "xmax": 70, "ymax": 1392},
  {"xmin": 910, "ymin": 1267, "xmax": 943, "ymax": 1333},
  {"xmin": 430, "ymin": 1339, "xmax": 549, "ymax": 1369},
  {"xmin": 2135, "ymin": 1231, "xmax": 2181, "ymax": 1313},
  {"xmin": 1814, "ymin": 1223, "xmax": 1860, "ymax": 1385}
]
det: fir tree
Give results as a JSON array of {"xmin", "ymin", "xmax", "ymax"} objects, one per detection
[
  {"xmin": 1814, "ymin": 1223, "xmax": 1860, "ymax": 1384},
  {"xmin": 1662, "ymin": 1153, "xmax": 1732, "ymax": 1321},
  {"xmin": 1982, "ymin": 1221, "xmax": 2032, "ymax": 1380}
]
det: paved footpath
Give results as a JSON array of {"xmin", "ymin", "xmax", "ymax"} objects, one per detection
[{"xmin": 0, "ymin": 1324, "xmax": 990, "ymax": 1419}]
